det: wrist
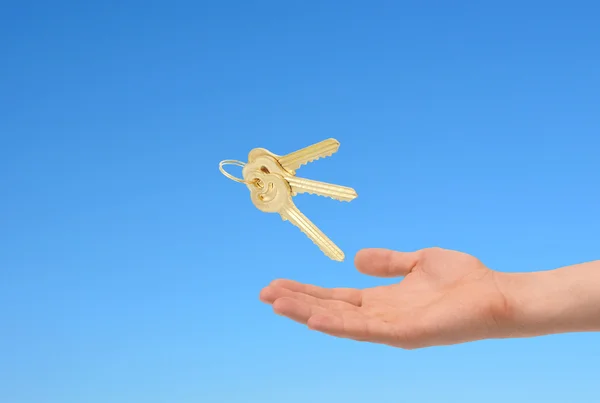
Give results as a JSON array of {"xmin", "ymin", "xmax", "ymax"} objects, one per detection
[
  {"xmin": 494, "ymin": 270, "xmax": 561, "ymax": 338},
  {"xmin": 494, "ymin": 264, "xmax": 600, "ymax": 338}
]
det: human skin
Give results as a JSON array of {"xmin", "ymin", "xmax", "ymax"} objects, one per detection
[{"xmin": 259, "ymin": 247, "xmax": 600, "ymax": 349}]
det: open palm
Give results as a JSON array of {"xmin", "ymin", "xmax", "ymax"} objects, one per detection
[{"xmin": 260, "ymin": 247, "xmax": 510, "ymax": 348}]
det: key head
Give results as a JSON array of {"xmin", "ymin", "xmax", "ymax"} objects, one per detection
[
  {"xmin": 242, "ymin": 169, "xmax": 291, "ymax": 213},
  {"xmin": 248, "ymin": 148, "xmax": 297, "ymax": 176},
  {"xmin": 248, "ymin": 147, "xmax": 279, "ymax": 163},
  {"xmin": 244, "ymin": 155, "xmax": 286, "ymax": 177}
]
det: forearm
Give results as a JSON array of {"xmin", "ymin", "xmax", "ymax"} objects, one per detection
[{"xmin": 499, "ymin": 260, "xmax": 600, "ymax": 337}]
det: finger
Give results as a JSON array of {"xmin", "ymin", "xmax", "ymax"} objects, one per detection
[
  {"xmin": 354, "ymin": 248, "xmax": 420, "ymax": 278},
  {"xmin": 272, "ymin": 297, "xmax": 336, "ymax": 324},
  {"xmin": 269, "ymin": 279, "xmax": 362, "ymax": 306},
  {"xmin": 272, "ymin": 298, "xmax": 393, "ymax": 344},
  {"xmin": 259, "ymin": 285, "xmax": 359, "ymax": 311},
  {"xmin": 307, "ymin": 312, "xmax": 395, "ymax": 343},
  {"xmin": 272, "ymin": 298, "xmax": 374, "ymax": 342}
]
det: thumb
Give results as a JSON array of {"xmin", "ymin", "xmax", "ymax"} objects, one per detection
[{"xmin": 354, "ymin": 248, "xmax": 420, "ymax": 277}]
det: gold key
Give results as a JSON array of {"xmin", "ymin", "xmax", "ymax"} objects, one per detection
[
  {"xmin": 218, "ymin": 139, "xmax": 357, "ymax": 261},
  {"xmin": 244, "ymin": 155, "xmax": 357, "ymax": 202},
  {"xmin": 246, "ymin": 138, "xmax": 357, "ymax": 202},
  {"xmin": 248, "ymin": 138, "xmax": 340, "ymax": 175},
  {"xmin": 243, "ymin": 169, "xmax": 345, "ymax": 261}
]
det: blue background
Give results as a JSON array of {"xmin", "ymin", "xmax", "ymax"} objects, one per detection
[{"xmin": 1, "ymin": 1, "xmax": 599, "ymax": 402}]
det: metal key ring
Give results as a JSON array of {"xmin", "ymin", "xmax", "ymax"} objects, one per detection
[{"xmin": 219, "ymin": 159, "xmax": 254, "ymax": 184}]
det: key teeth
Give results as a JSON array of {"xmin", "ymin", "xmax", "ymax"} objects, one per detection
[
  {"xmin": 285, "ymin": 176, "xmax": 357, "ymax": 202},
  {"xmin": 279, "ymin": 138, "xmax": 340, "ymax": 172},
  {"xmin": 294, "ymin": 150, "xmax": 336, "ymax": 168},
  {"xmin": 292, "ymin": 188, "xmax": 357, "ymax": 202},
  {"xmin": 284, "ymin": 150, "xmax": 338, "ymax": 174}
]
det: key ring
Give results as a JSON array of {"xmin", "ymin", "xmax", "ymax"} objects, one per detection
[
  {"xmin": 219, "ymin": 159, "xmax": 264, "ymax": 186},
  {"xmin": 219, "ymin": 160, "xmax": 248, "ymax": 183}
]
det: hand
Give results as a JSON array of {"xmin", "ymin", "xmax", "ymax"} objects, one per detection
[{"xmin": 259, "ymin": 247, "xmax": 512, "ymax": 349}]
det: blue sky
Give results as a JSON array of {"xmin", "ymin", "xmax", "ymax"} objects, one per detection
[{"xmin": 1, "ymin": 1, "xmax": 599, "ymax": 402}]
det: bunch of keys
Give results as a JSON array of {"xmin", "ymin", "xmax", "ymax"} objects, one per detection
[{"xmin": 219, "ymin": 138, "xmax": 358, "ymax": 261}]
